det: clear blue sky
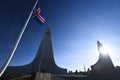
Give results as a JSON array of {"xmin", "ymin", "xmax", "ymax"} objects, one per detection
[{"xmin": 1, "ymin": 0, "xmax": 120, "ymax": 71}]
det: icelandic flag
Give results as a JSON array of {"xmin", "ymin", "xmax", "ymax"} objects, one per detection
[{"xmin": 32, "ymin": 7, "xmax": 45, "ymax": 25}]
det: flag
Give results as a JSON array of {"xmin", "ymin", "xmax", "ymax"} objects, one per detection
[
  {"xmin": 97, "ymin": 41, "xmax": 103, "ymax": 52},
  {"xmin": 32, "ymin": 7, "xmax": 45, "ymax": 25}
]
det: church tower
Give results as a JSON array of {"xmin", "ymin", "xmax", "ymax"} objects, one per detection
[
  {"xmin": 31, "ymin": 27, "xmax": 67, "ymax": 74},
  {"xmin": 5, "ymin": 27, "xmax": 67, "ymax": 74}
]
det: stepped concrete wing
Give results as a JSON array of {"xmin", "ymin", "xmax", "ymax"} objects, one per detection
[{"xmin": 91, "ymin": 41, "xmax": 116, "ymax": 75}]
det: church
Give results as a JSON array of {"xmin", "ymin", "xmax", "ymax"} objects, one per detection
[
  {"xmin": 5, "ymin": 27, "xmax": 67, "ymax": 74},
  {"xmin": 91, "ymin": 41, "xmax": 117, "ymax": 75}
]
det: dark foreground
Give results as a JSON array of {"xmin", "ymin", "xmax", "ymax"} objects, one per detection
[{"xmin": 1, "ymin": 73, "xmax": 120, "ymax": 80}]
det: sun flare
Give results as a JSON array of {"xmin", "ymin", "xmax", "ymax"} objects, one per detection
[{"xmin": 100, "ymin": 45, "xmax": 112, "ymax": 55}]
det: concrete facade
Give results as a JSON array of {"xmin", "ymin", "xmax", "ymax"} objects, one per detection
[
  {"xmin": 91, "ymin": 41, "xmax": 116, "ymax": 75},
  {"xmin": 5, "ymin": 27, "xmax": 67, "ymax": 74}
]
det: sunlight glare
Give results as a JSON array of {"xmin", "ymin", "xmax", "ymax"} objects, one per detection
[{"xmin": 100, "ymin": 45, "xmax": 112, "ymax": 55}]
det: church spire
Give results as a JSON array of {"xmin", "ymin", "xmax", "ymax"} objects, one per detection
[
  {"xmin": 31, "ymin": 26, "xmax": 67, "ymax": 74},
  {"xmin": 45, "ymin": 27, "xmax": 51, "ymax": 36}
]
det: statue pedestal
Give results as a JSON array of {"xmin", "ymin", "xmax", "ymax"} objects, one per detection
[{"xmin": 35, "ymin": 73, "xmax": 51, "ymax": 80}]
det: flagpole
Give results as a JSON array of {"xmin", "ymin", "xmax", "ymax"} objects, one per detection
[{"xmin": 0, "ymin": 0, "xmax": 38, "ymax": 77}]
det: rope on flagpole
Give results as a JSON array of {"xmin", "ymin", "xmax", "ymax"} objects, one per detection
[{"xmin": 0, "ymin": 0, "xmax": 38, "ymax": 77}]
